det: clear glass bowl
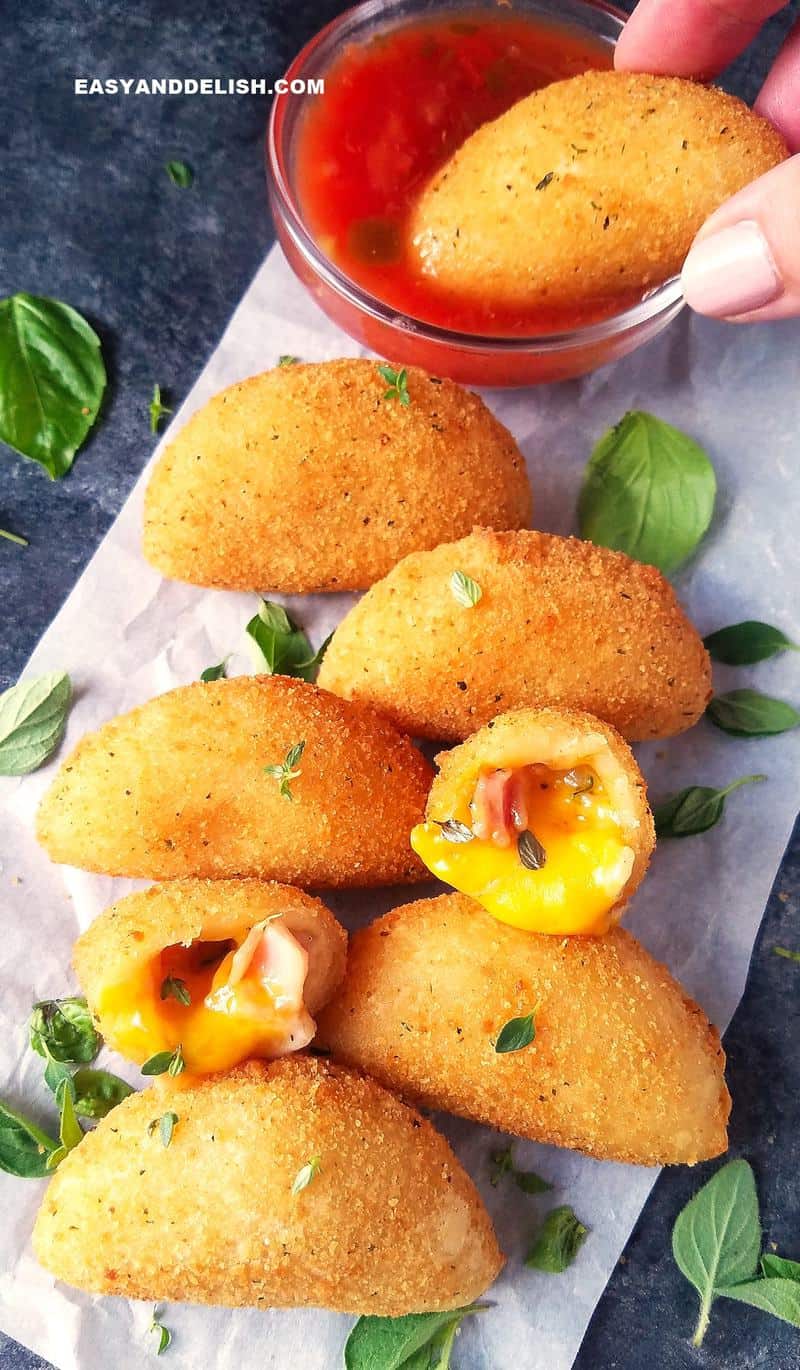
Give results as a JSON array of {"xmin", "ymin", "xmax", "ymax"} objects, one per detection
[{"xmin": 267, "ymin": 0, "xmax": 684, "ymax": 387}]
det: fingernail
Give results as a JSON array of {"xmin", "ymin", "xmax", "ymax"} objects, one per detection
[{"xmin": 681, "ymin": 220, "xmax": 782, "ymax": 318}]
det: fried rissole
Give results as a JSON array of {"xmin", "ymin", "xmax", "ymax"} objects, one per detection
[
  {"xmin": 73, "ymin": 880, "xmax": 347, "ymax": 1072},
  {"xmin": 318, "ymin": 529, "xmax": 711, "ymax": 741},
  {"xmin": 411, "ymin": 707, "xmax": 654, "ymax": 936},
  {"xmin": 33, "ymin": 1057, "xmax": 503, "ymax": 1314},
  {"xmin": 143, "ymin": 359, "xmax": 531, "ymax": 592},
  {"xmin": 410, "ymin": 71, "xmax": 787, "ymax": 309},
  {"xmin": 36, "ymin": 676, "xmax": 432, "ymax": 884},
  {"xmin": 317, "ymin": 893, "xmax": 730, "ymax": 1166}
]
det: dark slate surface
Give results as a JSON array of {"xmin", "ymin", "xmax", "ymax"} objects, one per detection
[{"xmin": 2, "ymin": 3, "xmax": 798, "ymax": 1368}]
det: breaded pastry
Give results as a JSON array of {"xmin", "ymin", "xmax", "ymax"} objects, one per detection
[
  {"xmin": 411, "ymin": 707, "xmax": 654, "ymax": 936},
  {"xmin": 143, "ymin": 359, "xmax": 531, "ymax": 592},
  {"xmin": 318, "ymin": 529, "xmax": 711, "ymax": 741},
  {"xmin": 33, "ymin": 1057, "xmax": 503, "ymax": 1314},
  {"xmin": 36, "ymin": 676, "xmax": 432, "ymax": 884},
  {"xmin": 317, "ymin": 893, "xmax": 730, "ymax": 1166},
  {"xmin": 73, "ymin": 880, "xmax": 347, "ymax": 1072},
  {"xmin": 410, "ymin": 71, "xmax": 787, "ymax": 309}
]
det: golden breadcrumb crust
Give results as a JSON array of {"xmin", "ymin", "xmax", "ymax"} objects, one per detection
[
  {"xmin": 427, "ymin": 706, "xmax": 655, "ymax": 914},
  {"xmin": 318, "ymin": 529, "xmax": 711, "ymax": 741},
  {"xmin": 33, "ymin": 1057, "xmax": 503, "ymax": 1314},
  {"xmin": 73, "ymin": 879, "xmax": 348, "ymax": 1035},
  {"xmin": 410, "ymin": 71, "xmax": 787, "ymax": 307},
  {"xmin": 317, "ymin": 893, "xmax": 730, "ymax": 1166},
  {"xmin": 36, "ymin": 676, "xmax": 432, "ymax": 884},
  {"xmin": 143, "ymin": 359, "xmax": 532, "ymax": 592}
]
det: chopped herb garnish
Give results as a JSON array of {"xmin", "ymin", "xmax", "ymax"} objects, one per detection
[
  {"xmin": 434, "ymin": 817, "xmax": 474, "ymax": 843},
  {"xmin": 149, "ymin": 1308, "xmax": 172, "ymax": 1355},
  {"xmin": 0, "ymin": 528, "xmax": 28, "ymax": 547},
  {"xmin": 563, "ymin": 768, "xmax": 594, "ymax": 796},
  {"xmin": 246, "ymin": 599, "xmax": 329, "ymax": 682},
  {"xmin": 490, "ymin": 1144, "xmax": 551, "ymax": 1193},
  {"xmin": 141, "ymin": 1045, "xmax": 184, "ymax": 1077},
  {"xmin": 536, "ymin": 171, "xmax": 555, "ymax": 190},
  {"xmin": 149, "ymin": 383, "xmax": 172, "ymax": 434},
  {"xmin": 160, "ymin": 976, "xmax": 191, "ymax": 1007},
  {"xmin": 148, "ymin": 1111, "xmax": 179, "ymax": 1148},
  {"xmin": 449, "ymin": 569, "xmax": 483, "ymax": 607},
  {"xmin": 30, "ymin": 993, "xmax": 98, "ymax": 1064},
  {"xmin": 774, "ymin": 946, "xmax": 800, "ymax": 964},
  {"xmin": 494, "ymin": 1012, "xmax": 535, "ymax": 1054},
  {"xmin": 265, "ymin": 740, "xmax": 306, "ymax": 800},
  {"xmin": 654, "ymin": 774, "xmax": 766, "ymax": 838},
  {"xmin": 278, "ymin": 354, "xmax": 299, "ymax": 366},
  {"xmin": 526, "ymin": 1205, "xmax": 589, "ymax": 1272},
  {"xmin": 517, "ymin": 829, "xmax": 547, "ymax": 870},
  {"xmin": 200, "ymin": 659, "xmax": 228, "ymax": 682},
  {"xmin": 377, "ymin": 363, "xmax": 410, "ymax": 406},
  {"xmin": 292, "ymin": 1154, "xmax": 321, "ymax": 1194},
  {"xmin": 165, "ymin": 159, "xmax": 193, "ymax": 188}
]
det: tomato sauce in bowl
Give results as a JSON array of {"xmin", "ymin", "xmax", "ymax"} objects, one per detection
[
  {"xmin": 267, "ymin": 0, "xmax": 684, "ymax": 386},
  {"xmin": 293, "ymin": 11, "xmax": 638, "ymax": 337}
]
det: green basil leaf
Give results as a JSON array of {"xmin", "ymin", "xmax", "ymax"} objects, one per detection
[
  {"xmin": 57, "ymin": 1083, "xmax": 84, "ymax": 1154},
  {"xmin": 525, "ymin": 1205, "xmax": 589, "ymax": 1273},
  {"xmin": 489, "ymin": 1144, "xmax": 551, "ymax": 1194},
  {"xmin": 246, "ymin": 599, "xmax": 329, "ymax": 683},
  {"xmin": 449, "ymin": 570, "xmax": 482, "ymax": 608},
  {"xmin": 515, "ymin": 1169, "xmax": 552, "ymax": 1195},
  {"xmin": 141, "ymin": 1047, "xmax": 183, "ymax": 1077},
  {"xmin": 672, "ymin": 1158, "xmax": 761, "ymax": 1346},
  {"xmin": 707, "ymin": 689, "xmax": 800, "ymax": 738},
  {"xmin": 43, "ymin": 1049, "xmax": 75, "ymax": 1099},
  {"xmin": 165, "ymin": 160, "xmax": 193, "ymax": 188},
  {"xmin": 0, "ymin": 293, "xmax": 106, "ymax": 478},
  {"xmin": 200, "ymin": 660, "xmax": 228, "ymax": 682},
  {"xmin": 0, "ymin": 671, "xmax": 72, "ymax": 776},
  {"xmin": 654, "ymin": 775, "xmax": 766, "ymax": 838},
  {"xmin": 0, "ymin": 1100, "xmax": 59, "ymax": 1178},
  {"xmin": 719, "ymin": 1278, "xmax": 800, "ymax": 1328},
  {"xmin": 494, "ymin": 1013, "xmax": 535, "ymax": 1054},
  {"xmin": 578, "ymin": 410, "xmax": 716, "ymax": 573},
  {"xmin": 761, "ymin": 1253, "xmax": 800, "ymax": 1281},
  {"xmin": 703, "ymin": 620, "xmax": 798, "ymax": 665},
  {"xmin": 30, "ymin": 995, "xmax": 100, "ymax": 1064},
  {"xmin": 344, "ymin": 1305, "xmax": 484, "ymax": 1370},
  {"xmin": 71, "ymin": 1067, "xmax": 134, "ymax": 1119}
]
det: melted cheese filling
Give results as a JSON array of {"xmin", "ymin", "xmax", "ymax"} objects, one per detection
[
  {"xmin": 95, "ymin": 919, "xmax": 315, "ymax": 1073},
  {"xmin": 411, "ymin": 763, "xmax": 634, "ymax": 936}
]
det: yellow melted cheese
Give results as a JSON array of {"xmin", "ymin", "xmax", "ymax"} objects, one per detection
[
  {"xmin": 410, "ymin": 765, "xmax": 634, "ymax": 937},
  {"xmin": 95, "ymin": 921, "xmax": 314, "ymax": 1073}
]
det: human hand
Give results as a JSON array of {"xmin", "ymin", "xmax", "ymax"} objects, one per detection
[{"xmin": 616, "ymin": 0, "xmax": 800, "ymax": 321}]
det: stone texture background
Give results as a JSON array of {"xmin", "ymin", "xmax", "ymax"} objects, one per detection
[{"xmin": 2, "ymin": 2, "xmax": 798, "ymax": 1367}]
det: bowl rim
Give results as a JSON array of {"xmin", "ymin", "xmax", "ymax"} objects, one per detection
[{"xmin": 266, "ymin": 0, "xmax": 685, "ymax": 356}]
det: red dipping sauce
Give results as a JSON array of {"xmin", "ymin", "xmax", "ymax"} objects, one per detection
[{"xmin": 293, "ymin": 11, "xmax": 630, "ymax": 337}]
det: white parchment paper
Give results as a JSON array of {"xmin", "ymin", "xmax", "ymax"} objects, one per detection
[{"xmin": 1, "ymin": 246, "xmax": 799, "ymax": 1370}]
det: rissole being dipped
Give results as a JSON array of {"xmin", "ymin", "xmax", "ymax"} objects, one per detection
[
  {"xmin": 318, "ymin": 529, "xmax": 711, "ymax": 742},
  {"xmin": 410, "ymin": 71, "xmax": 787, "ymax": 309},
  {"xmin": 317, "ymin": 893, "xmax": 730, "ymax": 1166},
  {"xmin": 33, "ymin": 1058, "xmax": 503, "ymax": 1316},
  {"xmin": 411, "ymin": 706, "xmax": 654, "ymax": 936},
  {"xmin": 143, "ymin": 359, "xmax": 532, "ymax": 593},
  {"xmin": 35, "ymin": 676, "xmax": 432, "ymax": 885},
  {"xmin": 73, "ymin": 880, "xmax": 347, "ymax": 1073}
]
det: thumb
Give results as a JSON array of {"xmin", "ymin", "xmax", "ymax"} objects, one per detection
[{"xmin": 681, "ymin": 153, "xmax": 800, "ymax": 322}]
